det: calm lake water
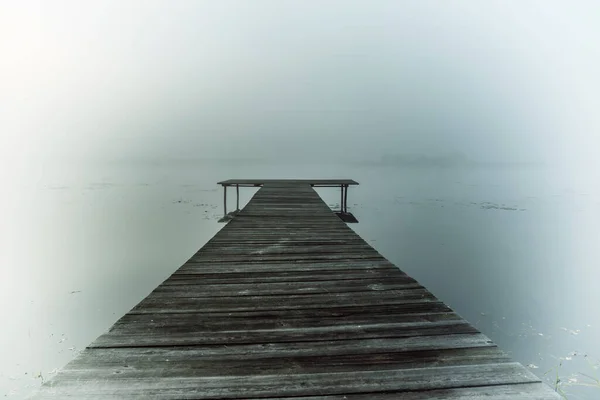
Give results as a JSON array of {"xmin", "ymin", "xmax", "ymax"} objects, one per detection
[{"xmin": 2, "ymin": 161, "xmax": 599, "ymax": 399}]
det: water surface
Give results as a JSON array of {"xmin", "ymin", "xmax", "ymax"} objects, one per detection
[{"xmin": 2, "ymin": 161, "xmax": 598, "ymax": 399}]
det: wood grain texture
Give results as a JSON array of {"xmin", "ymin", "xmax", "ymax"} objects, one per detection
[{"xmin": 31, "ymin": 181, "xmax": 559, "ymax": 399}]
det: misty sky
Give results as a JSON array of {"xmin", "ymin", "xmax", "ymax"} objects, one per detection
[{"xmin": 2, "ymin": 1, "xmax": 599, "ymax": 168}]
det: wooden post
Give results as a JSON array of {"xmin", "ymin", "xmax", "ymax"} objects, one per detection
[
  {"xmin": 236, "ymin": 184, "xmax": 240, "ymax": 211},
  {"xmin": 223, "ymin": 185, "xmax": 227, "ymax": 216},
  {"xmin": 340, "ymin": 185, "xmax": 344, "ymax": 213},
  {"xmin": 344, "ymin": 184, "xmax": 348, "ymax": 213}
]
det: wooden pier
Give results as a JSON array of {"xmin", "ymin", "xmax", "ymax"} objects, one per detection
[{"xmin": 32, "ymin": 180, "xmax": 559, "ymax": 399}]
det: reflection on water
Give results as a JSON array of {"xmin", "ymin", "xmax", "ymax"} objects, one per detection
[{"xmin": 2, "ymin": 161, "xmax": 599, "ymax": 398}]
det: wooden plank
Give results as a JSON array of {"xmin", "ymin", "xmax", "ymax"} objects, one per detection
[
  {"xmin": 32, "ymin": 363, "xmax": 542, "ymax": 399},
  {"xmin": 164, "ymin": 273, "xmax": 408, "ymax": 285},
  {"xmin": 70, "ymin": 334, "xmax": 496, "ymax": 365},
  {"xmin": 174, "ymin": 261, "xmax": 399, "ymax": 274},
  {"xmin": 60, "ymin": 347, "xmax": 512, "ymax": 378},
  {"xmin": 151, "ymin": 279, "xmax": 422, "ymax": 297},
  {"xmin": 131, "ymin": 290, "xmax": 437, "ymax": 314},
  {"xmin": 267, "ymin": 383, "xmax": 561, "ymax": 399},
  {"xmin": 187, "ymin": 254, "xmax": 387, "ymax": 263},
  {"xmin": 195, "ymin": 246, "xmax": 380, "ymax": 257},
  {"xmin": 120, "ymin": 302, "xmax": 455, "ymax": 320},
  {"xmin": 201, "ymin": 240, "xmax": 372, "ymax": 248},
  {"xmin": 202, "ymin": 241, "xmax": 372, "ymax": 248},
  {"xmin": 91, "ymin": 321, "xmax": 479, "ymax": 347},
  {"xmin": 33, "ymin": 383, "xmax": 560, "ymax": 400},
  {"xmin": 122, "ymin": 303, "xmax": 456, "ymax": 322},
  {"xmin": 107, "ymin": 311, "xmax": 462, "ymax": 335},
  {"xmin": 109, "ymin": 311, "xmax": 459, "ymax": 332},
  {"xmin": 159, "ymin": 273, "xmax": 415, "ymax": 285}
]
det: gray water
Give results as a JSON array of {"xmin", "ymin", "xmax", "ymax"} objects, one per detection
[{"xmin": 2, "ymin": 161, "xmax": 599, "ymax": 399}]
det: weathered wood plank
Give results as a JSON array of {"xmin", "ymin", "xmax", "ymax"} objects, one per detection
[
  {"xmin": 267, "ymin": 383, "xmax": 560, "ymax": 399},
  {"xmin": 109, "ymin": 311, "xmax": 459, "ymax": 333},
  {"xmin": 151, "ymin": 279, "xmax": 422, "ymax": 297},
  {"xmin": 60, "ymin": 347, "xmax": 512, "ymax": 378},
  {"xmin": 176, "ymin": 260, "xmax": 397, "ymax": 272},
  {"xmin": 187, "ymin": 254, "xmax": 387, "ymax": 264},
  {"xmin": 132, "ymin": 290, "xmax": 437, "ymax": 314},
  {"xmin": 33, "ymin": 363, "xmax": 542, "ymax": 399},
  {"xmin": 164, "ymin": 270, "xmax": 409, "ymax": 284},
  {"xmin": 199, "ymin": 243, "xmax": 376, "ymax": 252},
  {"xmin": 122, "ymin": 302, "xmax": 455, "ymax": 320},
  {"xmin": 69, "ymin": 334, "xmax": 494, "ymax": 365},
  {"xmin": 91, "ymin": 321, "xmax": 479, "ymax": 347}
]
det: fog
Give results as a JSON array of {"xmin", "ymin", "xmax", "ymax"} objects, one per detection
[
  {"xmin": 3, "ymin": 2, "xmax": 600, "ymax": 398},
  {"xmin": 2, "ymin": 0, "xmax": 599, "ymax": 172}
]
